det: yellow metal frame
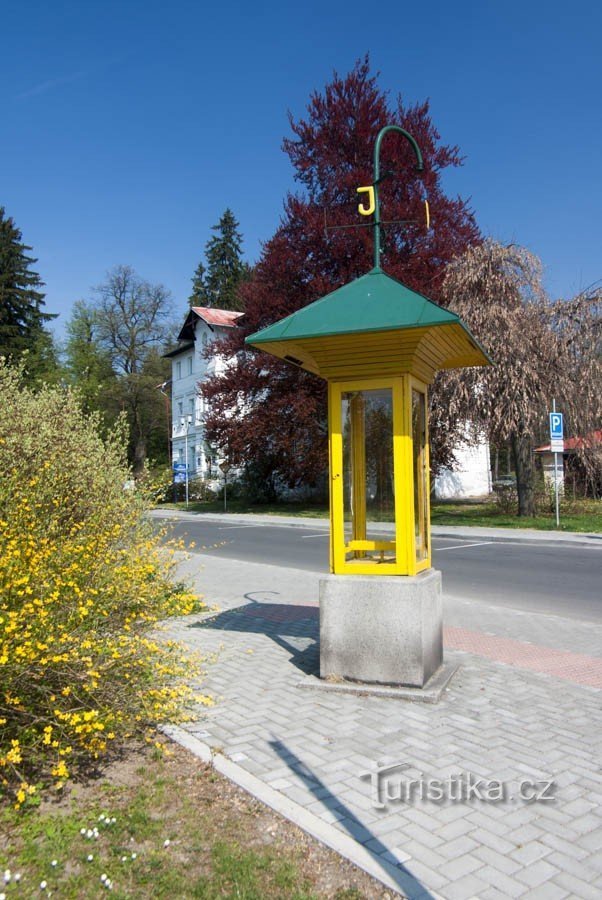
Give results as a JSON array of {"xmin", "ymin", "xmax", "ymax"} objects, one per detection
[
  {"xmin": 328, "ymin": 375, "xmax": 432, "ymax": 576},
  {"xmin": 410, "ymin": 376, "xmax": 431, "ymax": 574}
]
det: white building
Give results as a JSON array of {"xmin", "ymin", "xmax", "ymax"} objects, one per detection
[
  {"xmin": 434, "ymin": 430, "xmax": 492, "ymax": 500},
  {"xmin": 164, "ymin": 306, "xmax": 243, "ymax": 479}
]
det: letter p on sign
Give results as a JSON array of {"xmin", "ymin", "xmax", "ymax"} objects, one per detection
[{"xmin": 549, "ymin": 412, "xmax": 563, "ymax": 440}]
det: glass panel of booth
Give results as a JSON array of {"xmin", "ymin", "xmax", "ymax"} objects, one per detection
[
  {"xmin": 412, "ymin": 385, "xmax": 429, "ymax": 563},
  {"xmin": 341, "ymin": 387, "xmax": 396, "ymax": 564}
]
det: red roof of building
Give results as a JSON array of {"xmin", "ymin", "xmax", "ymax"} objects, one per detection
[
  {"xmin": 535, "ymin": 430, "xmax": 602, "ymax": 452},
  {"xmin": 191, "ymin": 307, "xmax": 244, "ymax": 327}
]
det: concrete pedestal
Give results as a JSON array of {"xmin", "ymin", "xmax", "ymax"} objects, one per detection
[{"xmin": 319, "ymin": 569, "xmax": 443, "ymax": 688}]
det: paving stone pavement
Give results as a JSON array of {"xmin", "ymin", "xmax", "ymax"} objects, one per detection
[{"xmin": 164, "ymin": 552, "xmax": 602, "ymax": 899}]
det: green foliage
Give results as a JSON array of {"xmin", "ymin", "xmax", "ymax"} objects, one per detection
[
  {"xmin": 189, "ymin": 209, "xmax": 249, "ymax": 311},
  {"xmin": 0, "ymin": 206, "xmax": 56, "ymax": 373},
  {"xmin": 63, "ymin": 269, "xmax": 173, "ymax": 471},
  {"xmin": 189, "ymin": 260, "xmax": 208, "ymax": 306},
  {"xmin": 63, "ymin": 299, "xmax": 117, "ymax": 419},
  {"xmin": 239, "ymin": 460, "xmax": 280, "ymax": 504},
  {"xmin": 0, "ymin": 362, "xmax": 206, "ymax": 804}
]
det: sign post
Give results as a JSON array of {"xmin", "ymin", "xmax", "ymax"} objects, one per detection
[
  {"xmin": 219, "ymin": 461, "xmax": 231, "ymax": 513},
  {"xmin": 549, "ymin": 402, "xmax": 564, "ymax": 528},
  {"xmin": 182, "ymin": 416, "xmax": 193, "ymax": 510}
]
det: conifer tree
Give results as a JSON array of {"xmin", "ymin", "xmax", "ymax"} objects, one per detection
[
  {"xmin": 188, "ymin": 260, "xmax": 208, "ymax": 307},
  {"xmin": 188, "ymin": 210, "xmax": 248, "ymax": 309},
  {"xmin": 0, "ymin": 206, "xmax": 54, "ymax": 362}
]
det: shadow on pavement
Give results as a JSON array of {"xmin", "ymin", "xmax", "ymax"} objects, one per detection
[
  {"xmin": 189, "ymin": 601, "xmax": 320, "ymax": 676},
  {"xmin": 269, "ymin": 738, "xmax": 434, "ymax": 899},
  {"xmin": 188, "ymin": 596, "xmax": 434, "ymax": 896}
]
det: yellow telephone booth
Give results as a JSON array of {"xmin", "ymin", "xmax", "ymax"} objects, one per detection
[
  {"xmin": 246, "ymin": 125, "xmax": 492, "ymax": 689},
  {"xmin": 247, "ymin": 267, "xmax": 491, "ymax": 579}
]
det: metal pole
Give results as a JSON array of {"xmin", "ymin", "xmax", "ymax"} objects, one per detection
[
  {"xmin": 224, "ymin": 473, "xmax": 227, "ymax": 513},
  {"xmin": 373, "ymin": 125, "xmax": 424, "ymax": 269},
  {"xmin": 552, "ymin": 399, "xmax": 560, "ymax": 528},
  {"xmin": 554, "ymin": 452, "xmax": 560, "ymax": 527},
  {"xmin": 184, "ymin": 420, "xmax": 189, "ymax": 510}
]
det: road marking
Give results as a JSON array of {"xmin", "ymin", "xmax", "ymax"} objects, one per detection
[
  {"xmin": 217, "ymin": 524, "xmax": 267, "ymax": 531},
  {"xmin": 300, "ymin": 532, "xmax": 330, "ymax": 539},
  {"xmin": 436, "ymin": 541, "xmax": 495, "ymax": 552}
]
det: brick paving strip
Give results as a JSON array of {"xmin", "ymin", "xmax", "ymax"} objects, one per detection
[
  {"xmin": 444, "ymin": 626, "xmax": 602, "ymax": 689},
  {"xmin": 164, "ymin": 553, "xmax": 602, "ymax": 900},
  {"xmin": 224, "ymin": 602, "xmax": 602, "ymax": 689}
]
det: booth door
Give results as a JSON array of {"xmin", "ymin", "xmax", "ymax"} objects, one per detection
[{"xmin": 329, "ymin": 379, "xmax": 406, "ymax": 575}]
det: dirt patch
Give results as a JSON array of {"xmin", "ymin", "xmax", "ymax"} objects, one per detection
[{"xmin": 1, "ymin": 740, "xmax": 399, "ymax": 898}]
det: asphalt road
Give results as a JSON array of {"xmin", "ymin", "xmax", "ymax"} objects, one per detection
[{"xmin": 159, "ymin": 516, "xmax": 602, "ymax": 623}]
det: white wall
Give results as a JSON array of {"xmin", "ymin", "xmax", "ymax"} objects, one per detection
[
  {"xmin": 171, "ymin": 319, "xmax": 229, "ymax": 477},
  {"xmin": 434, "ymin": 433, "xmax": 492, "ymax": 500}
]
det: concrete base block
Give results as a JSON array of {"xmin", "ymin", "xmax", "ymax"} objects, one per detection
[
  {"xmin": 298, "ymin": 662, "xmax": 457, "ymax": 704},
  {"xmin": 319, "ymin": 570, "xmax": 443, "ymax": 688}
]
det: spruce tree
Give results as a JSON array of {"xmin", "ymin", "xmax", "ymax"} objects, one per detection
[
  {"xmin": 188, "ymin": 260, "xmax": 208, "ymax": 307},
  {"xmin": 204, "ymin": 209, "xmax": 248, "ymax": 310},
  {"xmin": 0, "ymin": 207, "xmax": 53, "ymax": 361}
]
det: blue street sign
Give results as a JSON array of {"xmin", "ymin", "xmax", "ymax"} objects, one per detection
[
  {"xmin": 549, "ymin": 412, "xmax": 564, "ymax": 440},
  {"xmin": 173, "ymin": 461, "xmax": 190, "ymax": 483}
]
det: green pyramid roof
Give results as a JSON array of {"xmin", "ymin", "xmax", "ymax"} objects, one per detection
[{"xmin": 246, "ymin": 268, "xmax": 492, "ymax": 381}]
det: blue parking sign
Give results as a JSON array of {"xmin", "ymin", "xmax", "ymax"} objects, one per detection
[{"xmin": 549, "ymin": 412, "xmax": 563, "ymax": 440}]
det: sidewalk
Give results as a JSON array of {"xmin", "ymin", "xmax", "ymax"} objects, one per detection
[
  {"xmin": 152, "ymin": 507, "xmax": 601, "ymax": 547},
  {"xmin": 164, "ymin": 552, "xmax": 602, "ymax": 899}
]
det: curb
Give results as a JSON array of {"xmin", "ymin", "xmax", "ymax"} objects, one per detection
[
  {"xmin": 161, "ymin": 723, "xmax": 413, "ymax": 897},
  {"xmin": 151, "ymin": 508, "xmax": 600, "ymax": 547},
  {"xmin": 431, "ymin": 527, "xmax": 601, "ymax": 548}
]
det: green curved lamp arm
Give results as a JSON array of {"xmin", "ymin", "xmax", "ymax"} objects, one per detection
[{"xmin": 373, "ymin": 125, "xmax": 424, "ymax": 269}]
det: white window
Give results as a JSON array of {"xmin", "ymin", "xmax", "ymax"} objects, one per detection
[
  {"xmin": 188, "ymin": 356, "xmax": 193, "ymax": 375},
  {"xmin": 177, "ymin": 400, "xmax": 183, "ymax": 420},
  {"xmin": 202, "ymin": 332, "xmax": 208, "ymax": 348},
  {"xmin": 178, "ymin": 448, "xmax": 184, "ymax": 462},
  {"xmin": 176, "ymin": 361, "xmax": 182, "ymax": 379},
  {"xmin": 188, "ymin": 398, "xmax": 195, "ymax": 421}
]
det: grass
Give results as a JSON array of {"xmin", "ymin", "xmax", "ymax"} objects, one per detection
[
  {"xmin": 159, "ymin": 497, "xmax": 602, "ymax": 533},
  {"xmin": 162, "ymin": 498, "xmax": 330, "ymax": 519},
  {"xmin": 430, "ymin": 498, "xmax": 602, "ymax": 532},
  {"xmin": 0, "ymin": 743, "xmax": 380, "ymax": 899}
]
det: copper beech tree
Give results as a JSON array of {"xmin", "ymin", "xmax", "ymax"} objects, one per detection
[
  {"xmin": 202, "ymin": 58, "xmax": 480, "ymax": 497},
  {"xmin": 438, "ymin": 240, "xmax": 602, "ymax": 516}
]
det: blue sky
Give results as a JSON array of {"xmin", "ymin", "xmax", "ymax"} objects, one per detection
[{"xmin": 2, "ymin": 0, "xmax": 600, "ymax": 338}]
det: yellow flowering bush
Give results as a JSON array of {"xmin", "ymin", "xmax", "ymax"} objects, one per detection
[{"xmin": 0, "ymin": 362, "xmax": 206, "ymax": 805}]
